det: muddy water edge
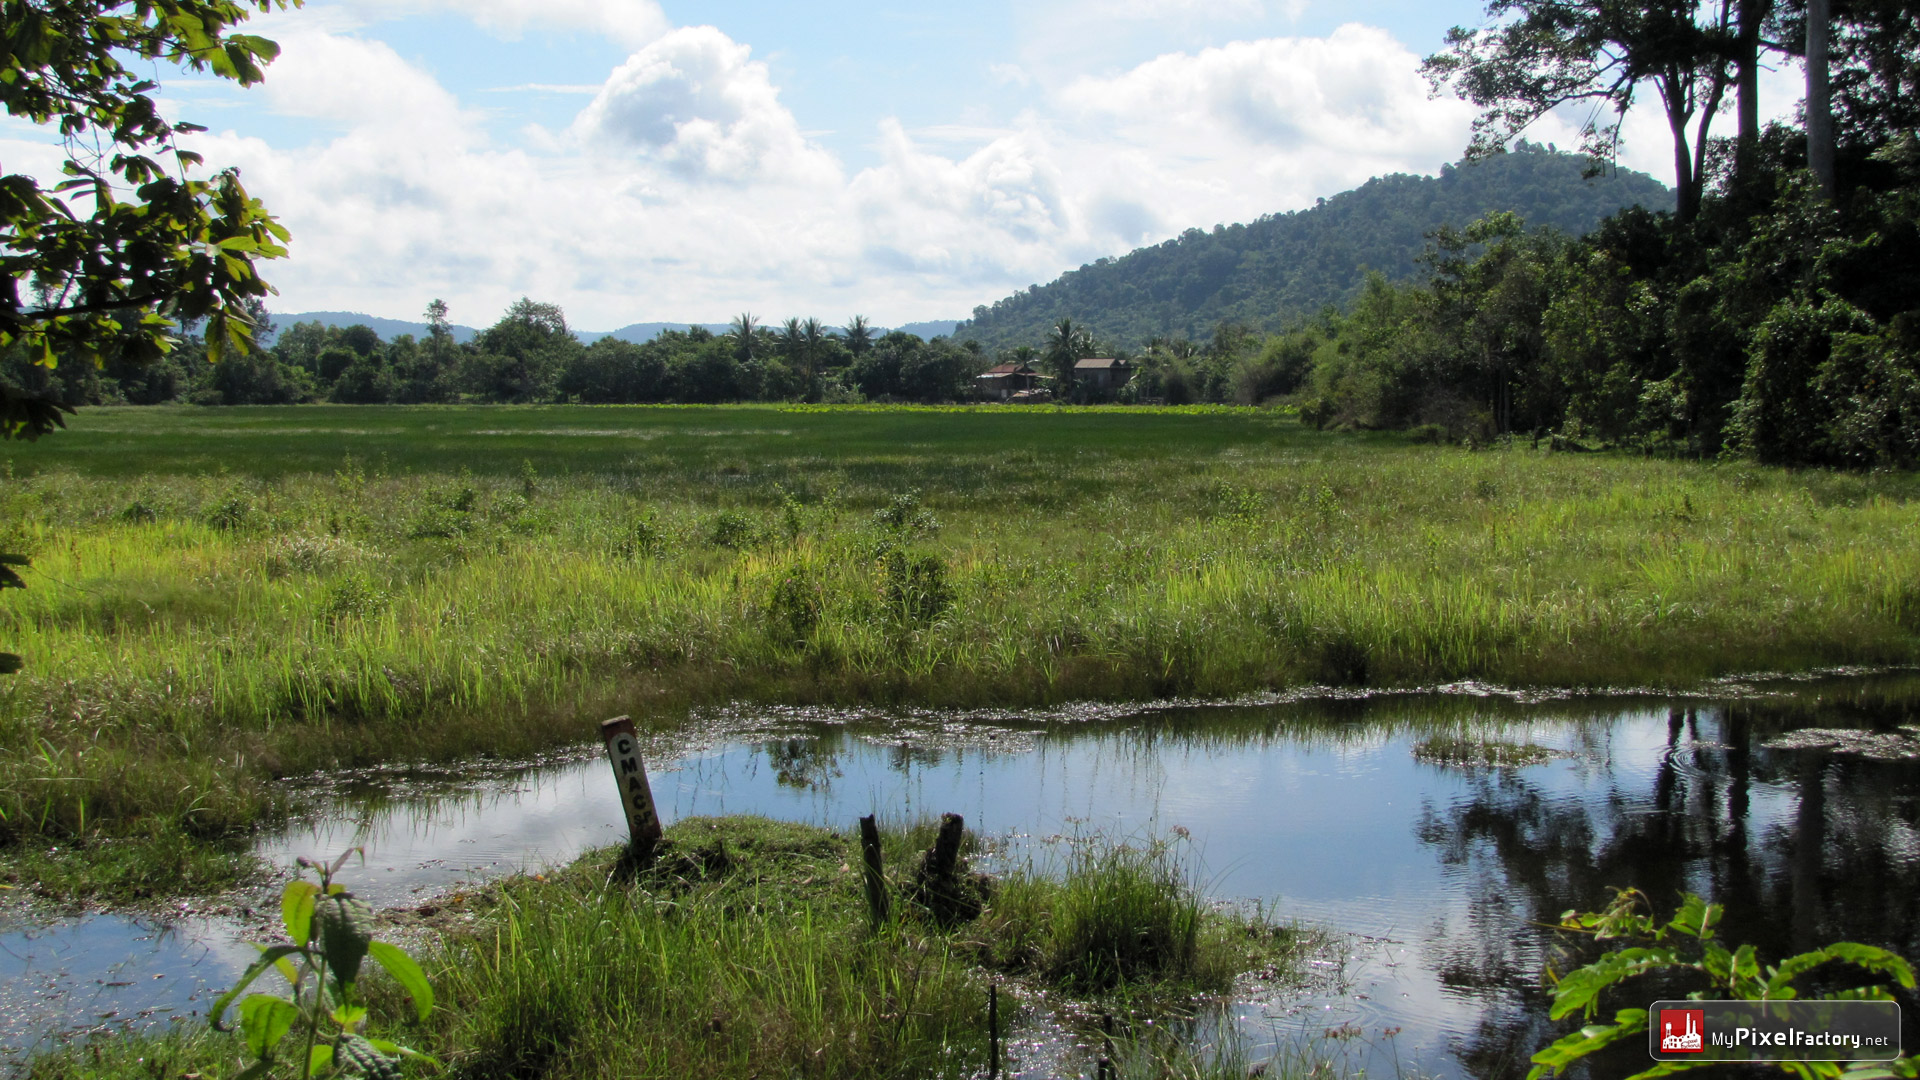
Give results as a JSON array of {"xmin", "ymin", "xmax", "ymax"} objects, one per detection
[{"xmin": 6, "ymin": 671, "xmax": 1920, "ymax": 1079}]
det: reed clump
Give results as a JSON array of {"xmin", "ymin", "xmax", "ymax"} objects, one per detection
[{"xmin": 422, "ymin": 816, "xmax": 1297, "ymax": 1079}]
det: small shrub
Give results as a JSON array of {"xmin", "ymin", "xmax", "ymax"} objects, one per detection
[
  {"xmin": 882, "ymin": 549, "xmax": 952, "ymax": 622},
  {"xmin": 709, "ymin": 509, "xmax": 760, "ymax": 549},
  {"xmin": 211, "ymin": 850, "xmax": 435, "ymax": 1080},
  {"xmin": 614, "ymin": 514, "xmax": 670, "ymax": 559},
  {"xmin": 872, "ymin": 490, "xmax": 939, "ymax": 536},
  {"xmin": 205, "ymin": 489, "xmax": 253, "ymax": 531},
  {"xmin": 265, "ymin": 535, "xmax": 370, "ymax": 579},
  {"xmin": 119, "ymin": 499, "xmax": 159, "ymax": 523},
  {"xmin": 767, "ymin": 570, "xmax": 823, "ymax": 643},
  {"xmin": 319, "ymin": 574, "xmax": 390, "ymax": 622}
]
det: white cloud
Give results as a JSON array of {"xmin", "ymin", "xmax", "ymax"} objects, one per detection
[
  {"xmin": 293, "ymin": 0, "xmax": 670, "ymax": 48},
  {"xmin": 439, "ymin": 0, "xmax": 669, "ymax": 48},
  {"xmin": 162, "ymin": 19, "xmax": 1533, "ymax": 329},
  {"xmin": 256, "ymin": 28, "xmax": 478, "ymax": 146},
  {"xmin": 575, "ymin": 26, "xmax": 839, "ymax": 185}
]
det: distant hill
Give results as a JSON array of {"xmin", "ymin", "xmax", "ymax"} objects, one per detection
[
  {"xmin": 952, "ymin": 145, "xmax": 1675, "ymax": 351},
  {"xmin": 582, "ymin": 323, "xmax": 733, "ymax": 344},
  {"xmin": 262, "ymin": 310, "xmax": 483, "ymax": 345},
  {"xmin": 893, "ymin": 320, "xmax": 960, "ymax": 339},
  {"xmin": 266, "ymin": 315, "xmax": 963, "ymax": 347}
]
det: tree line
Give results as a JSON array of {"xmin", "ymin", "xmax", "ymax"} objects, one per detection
[{"xmin": 1, "ymin": 303, "xmax": 991, "ymax": 407}]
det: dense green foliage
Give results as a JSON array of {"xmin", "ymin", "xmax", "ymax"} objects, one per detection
[
  {"xmin": 3, "ymin": 405, "xmax": 1918, "ymax": 899},
  {"xmin": 1529, "ymin": 889, "xmax": 1916, "ymax": 1079},
  {"xmin": 1, "ymin": 302, "xmax": 988, "ymax": 409},
  {"xmin": 1273, "ymin": 128, "xmax": 1920, "ymax": 466},
  {"xmin": 953, "ymin": 145, "xmax": 1672, "ymax": 352},
  {"xmin": 0, "ymin": 0, "xmax": 293, "ymax": 440}
]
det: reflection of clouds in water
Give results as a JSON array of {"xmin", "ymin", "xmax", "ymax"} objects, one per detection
[
  {"xmin": 0, "ymin": 913, "xmax": 260, "ymax": 1062},
  {"xmin": 208, "ymin": 678, "xmax": 1920, "ymax": 1080}
]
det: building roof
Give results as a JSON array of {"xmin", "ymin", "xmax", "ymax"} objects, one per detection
[
  {"xmin": 1074, "ymin": 357, "xmax": 1127, "ymax": 370},
  {"xmin": 982, "ymin": 362, "xmax": 1035, "ymax": 375}
]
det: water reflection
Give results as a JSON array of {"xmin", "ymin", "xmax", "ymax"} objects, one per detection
[{"xmin": 10, "ymin": 675, "xmax": 1919, "ymax": 1077}]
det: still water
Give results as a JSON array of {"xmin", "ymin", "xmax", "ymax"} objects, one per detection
[{"xmin": 6, "ymin": 674, "xmax": 1919, "ymax": 1077}]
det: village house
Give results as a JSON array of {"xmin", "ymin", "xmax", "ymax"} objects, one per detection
[
  {"xmin": 974, "ymin": 362, "xmax": 1051, "ymax": 402},
  {"xmin": 1072, "ymin": 357, "xmax": 1132, "ymax": 393}
]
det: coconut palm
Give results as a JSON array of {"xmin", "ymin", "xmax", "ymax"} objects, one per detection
[
  {"xmin": 729, "ymin": 312, "xmax": 760, "ymax": 361},
  {"xmin": 844, "ymin": 315, "xmax": 874, "ymax": 359},
  {"xmin": 1045, "ymin": 317, "xmax": 1092, "ymax": 392}
]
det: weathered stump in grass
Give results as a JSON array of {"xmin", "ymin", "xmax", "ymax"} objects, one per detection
[
  {"xmin": 858, "ymin": 814, "xmax": 889, "ymax": 927},
  {"xmin": 988, "ymin": 982, "xmax": 1001, "ymax": 1078},
  {"xmin": 600, "ymin": 715, "xmax": 662, "ymax": 862},
  {"xmin": 912, "ymin": 811, "xmax": 988, "ymax": 926}
]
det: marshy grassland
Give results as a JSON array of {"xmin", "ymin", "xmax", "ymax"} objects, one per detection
[
  {"xmin": 21, "ymin": 816, "xmax": 1306, "ymax": 1080},
  {"xmin": 3, "ymin": 403, "xmax": 1919, "ymax": 897}
]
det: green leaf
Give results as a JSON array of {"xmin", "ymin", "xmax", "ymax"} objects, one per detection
[
  {"xmin": 367, "ymin": 1037, "xmax": 442, "ymax": 1068},
  {"xmin": 252, "ymin": 941, "xmax": 301, "ymax": 990},
  {"xmin": 1669, "ymin": 893, "xmax": 1718, "ymax": 940},
  {"xmin": 1822, "ymin": 942, "xmax": 1917, "ymax": 989},
  {"xmin": 1622, "ymin": 1062, "xmax": 1719, "ymax": 1079},
  {"xmin": 237, "ymin": 993, "xmax": 298, "ymax": 1058},
  {"xmin": 283, "ymin": 879, "xmax": 319, "ymax": 944},
  {"xmin": 307, "ymin": 1044, "xmax": 334, "ymax": 1074},
  {"xmin": 331, "ymin": 1003, "xmax": 368, "ymax": 1031},
  {"xmin": 1549, "ymin": 949, "xmax": 1671, "ymax": 1020},
  {"xmin": 1527, "ymin": 1008, "xmax": 1646, "ymax": 1079},
  {"xmin": 368, "ymin": 940, "xmax": 434, "ymax": 1020},
  {"xmin": 208, "ymin": 946, "xmax": 304, "ymax": 1031}
]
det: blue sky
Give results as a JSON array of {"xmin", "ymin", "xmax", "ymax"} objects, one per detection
[{"xmin": 0, "ymin": 0, "xmax": 1805, "ymax": 332}]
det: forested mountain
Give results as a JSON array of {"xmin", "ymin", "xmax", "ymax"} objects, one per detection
[{"xmin": 954, "ymin": 144, "xmax": 1673, "ymax": 351}]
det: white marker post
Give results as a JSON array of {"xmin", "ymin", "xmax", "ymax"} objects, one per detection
[{"xmin": 600, "ymin": 715, "xmax": 663, "ymax": 855}]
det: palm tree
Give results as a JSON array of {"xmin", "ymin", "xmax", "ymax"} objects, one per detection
[
  {"xmin": 729, "ymin": 312, "xmax": 760, "ymax": 361},
  {"xmin": 1045, "ymin": 317, "xmax": 1091, "ymax": 394},
  {"xmin": 844, "ymin": 315, "xmax": 873, "ymax": 359}
]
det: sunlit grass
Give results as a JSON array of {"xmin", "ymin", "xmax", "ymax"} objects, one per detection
[{"xmin": 2, "ymin": 404, "xmax": 1918, "ymax": 897}]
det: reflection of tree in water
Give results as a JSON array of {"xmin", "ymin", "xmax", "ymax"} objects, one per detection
[
  {"xmin": 763, "ymin": 738, "xmax": 844, "ymax": 791},
  {"xmin": 1414, "ymin": 703, "xmax": 1920, "ymax": 1079}
]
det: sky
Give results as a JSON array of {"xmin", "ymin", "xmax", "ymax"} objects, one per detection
[{"xmin": 1, "ymin": 0, "xmax": 1808, "ymax": 332}]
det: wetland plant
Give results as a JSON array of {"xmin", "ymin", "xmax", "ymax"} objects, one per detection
[{"xmin": 210, "ymin": 848, "xmax": 436, "ymax": 1079}]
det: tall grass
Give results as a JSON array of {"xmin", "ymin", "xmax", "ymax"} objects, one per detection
[
  {"xmin": 2, "ymin": 405, "xmax": 1918, "ymax": 895},
  {"xmin": 21, "ymin": 815, "xmax": 1310, "ymax": 1079}
]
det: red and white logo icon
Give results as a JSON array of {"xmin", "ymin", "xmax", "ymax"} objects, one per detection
[{"xmin": 1660, "ymin": 1009, "xmax": 1705, "ymax": 1053}]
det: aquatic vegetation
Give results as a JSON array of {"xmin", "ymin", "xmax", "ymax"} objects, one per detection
[{"xmin": 1412, "ymin": 735, "xmax": 1563, "ymax": 769}]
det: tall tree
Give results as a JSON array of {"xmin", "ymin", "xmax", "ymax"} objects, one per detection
[
  {"xmin": 1424, "ymin": 0, "xmax": 1737, "ymax": 221},
  {"xmin": 1806, "ymin": 0, "xmax": 1837, "ymax": 195},
  {"xmin": 1, "ymin": 0, "xmax": 296, "ymax": 440},
  {"xmin": 1734, "ymin": 0, "xmax": 1776, "ymax": 176},
  {"xmin": 1044, "ymin": 317, "xmax": 1091, "ymax": 393},
  {"xmin": 729, "ymin": 311, "xmax": 759, "ymax": 361},
  {"xmin": 844, "ymin": 314, "xmax": 873, "ymax": 358}
]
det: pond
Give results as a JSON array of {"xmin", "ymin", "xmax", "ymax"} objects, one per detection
[{"xmin": 5, "ymin": 672, "xmax": 1919, "ymax": 1077}]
